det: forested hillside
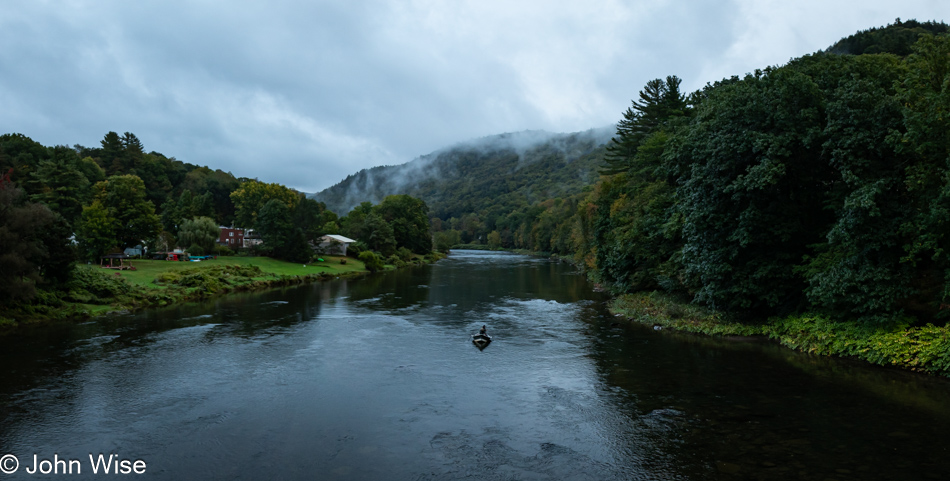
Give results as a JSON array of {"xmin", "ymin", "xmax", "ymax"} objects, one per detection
[
  {"xmin": 324, "ymin": 19, "xmax": 950, "ymax": 339},
  {"xmin": 315, "ymin": 20, "xmax": 950, "ymax": 336},
  {"xmin": 1, "ymin": 132, "xmax": 241, "ymax": 227},
  {"xmin": 826, "ymin": 18, "xmax": 948, "ymax": 55},
  {"xmin": 313, "ymin": 128, "xmax": 611, "ymax": 218},
  {"xmin": 490, "ymin": 20, "xmax": 950, "ymax": 331}
]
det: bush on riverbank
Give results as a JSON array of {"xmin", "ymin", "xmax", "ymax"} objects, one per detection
[
  {"xmin": 359, "ymin": 251, "xmax": 384, "ymax": 272},
  {"xmin": 611, "ymin": 291, "xmax": 950, "ymax": 377},
  {"xmin": 0, "ymin": 266, "xmax": 145, "ymax": 329},
  {"xmin": 155, "ymin": 264, "xmax": 267, "ymax": 289},
  {"xmin": 609, "ymin": 291, "xmax": 766, "ymax": 336},
  {"xmin": 769, "ymin": 315, "xmax": 950, "ymax": 375}
]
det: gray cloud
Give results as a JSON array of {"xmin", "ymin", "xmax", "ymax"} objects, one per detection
[{"xmin": 1, "ymin": 0, "xmax": 945, "ymax": 192}]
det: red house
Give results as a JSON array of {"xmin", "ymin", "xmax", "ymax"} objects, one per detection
[{"xmin": 219, "ymin": 226, "xmax": 245, "ymax": 247}]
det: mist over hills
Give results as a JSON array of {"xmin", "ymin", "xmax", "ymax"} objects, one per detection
[
  {"xmin": 313, "ymin": 19, "xmax": 950, "ymax": 220},
  {"xmin": 312, "ymin": 127, "xmax": 613, "ymax": 217}
]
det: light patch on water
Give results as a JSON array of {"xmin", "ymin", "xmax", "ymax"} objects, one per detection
[
  {"xmin": 176, "ymin": 313, "xmax": 216, "ymax": 322},
  {"xmin": 476, "ymin": 298, "xmax": 586, "ymax": 343},
  {"xmin": 77, "ymin": 334, "xmax": 120, "ymax": 348},
  {"xmin": 351, "ymin": 296, "xmax": 384, "ymax": 305}
]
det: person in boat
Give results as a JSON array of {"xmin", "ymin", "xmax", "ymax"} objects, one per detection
[{"xmin": 479, "ymin": 325, "xmax": 487, "ymax": 336}]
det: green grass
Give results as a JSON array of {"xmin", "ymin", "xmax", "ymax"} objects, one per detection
[
  {"xmin": 0, "ymin": 252, "xmax": 444, "ymax": 332},
  {"xmin": 610, "ymin": 291, "xmax": 950, "ymax": 377},
  {"xmin": 115, "ymin": 255, "xmax": 365, "ymax": 287}
]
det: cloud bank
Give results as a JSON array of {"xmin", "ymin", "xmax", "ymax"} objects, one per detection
[{"xmin": 1, "ymin": 0, "xmax": 945, "ymax": 192}]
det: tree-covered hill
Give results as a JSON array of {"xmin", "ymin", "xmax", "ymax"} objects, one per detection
[
  {"xmin": 826, "ymin": 18, "xmax": 948, "ymax": 56},
  {"xmin": 312, "ymin": 128, "xmax": 612, "ymax": 218}
]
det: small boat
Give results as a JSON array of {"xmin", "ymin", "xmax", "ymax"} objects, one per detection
[{"xmin": 472, "ymin": 333, "xmax": 492, "ymax": 349}]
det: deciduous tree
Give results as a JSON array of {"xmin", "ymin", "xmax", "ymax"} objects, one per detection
[
  {"xmin": 177, "ymin": 216, "xmax": 219, "ymax": 254},
  {"xmin": 230, "ymin": 179, "xmax": 299, "ymax": 228}
]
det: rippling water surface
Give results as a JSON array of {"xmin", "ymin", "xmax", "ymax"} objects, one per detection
[{"xmin": 1, "ymin": 251, "xmax": 950, "ymax": 480}]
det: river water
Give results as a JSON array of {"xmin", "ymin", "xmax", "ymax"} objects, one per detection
[{"xmin": 1, "ymin": 251, "xmax": 949, "ymax": 480}]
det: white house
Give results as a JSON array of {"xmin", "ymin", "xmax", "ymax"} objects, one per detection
[
  {"xmin": 316, "ymin": 234, "xmax": 356, "ymax": 256},
  {"xmin": 243, "ymin": 229, "xmax": 263, "ymax": 248}
]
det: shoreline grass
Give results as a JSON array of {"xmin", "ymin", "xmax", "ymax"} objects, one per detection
[
  {"xmin": 610, "ymin": 291, "xmax": 950, "ymax": 378},
  {"xmin": 115, "ymin": 255, "xmax": 365, "ymax": 287},
  {"xmin": 0, "ymin": 253, "xmax": 445, "ymax": 332}
]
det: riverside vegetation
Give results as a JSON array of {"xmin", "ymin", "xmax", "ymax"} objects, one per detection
[
  {"xmin": 4, "ymin": 19, "xmax": 950, "ymax": 376},
  {"xmin": 1, "ymin": 129, "xmax": 440, "ymax": 328},
  {"xmin": 315, "ymin": 20, "xmax": 950, "ymax": 377},
  {"xmin": 0, "ymin": 252, "xmax": 444, "ymax": 330}
]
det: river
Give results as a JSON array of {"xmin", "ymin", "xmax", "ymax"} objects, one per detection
[{"xmin": 1, "ymin": 251, "xmax": 949, "ymax": 480}]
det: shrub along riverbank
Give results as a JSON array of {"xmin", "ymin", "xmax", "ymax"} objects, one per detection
[
  {"xmin": 0, "ymin": 253, "xmax": 444, "ymax": 331},
  {"xmin": 610, "ymin": 291, "xmax": 950, "ymax": 378}
]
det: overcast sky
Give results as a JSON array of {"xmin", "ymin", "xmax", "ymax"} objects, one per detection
[{"xmin": 1, "ymin": 1, "xmax": 946, "ymax": 193}]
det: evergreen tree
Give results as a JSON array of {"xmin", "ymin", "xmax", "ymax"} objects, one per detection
[
  {"xmin": 99, "ymin": 131, "xmax": 125, "ymax": 175},
  {"xmin": 27, "ymin": 154, "xmax": 91, "ymax": 226},
  {"xmin": 602, "ymin": 76, "xmax": 688, "ymax": 174}
]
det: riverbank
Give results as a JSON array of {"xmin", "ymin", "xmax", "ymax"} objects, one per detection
[
  {"xmin": 610, "ymin": 291, "xmax": 950, "ymax": 378},
  {"xmin": 495, "ymin": 246, "xmax": 950, "ymax": 379},
  {"xmin": 0, "ymin": 253, "xmax": 445, "ymax": 332}
]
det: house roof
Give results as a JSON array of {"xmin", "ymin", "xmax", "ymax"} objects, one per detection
[{"xmin": 323, "ymin": 234, "xmax": 356, "ymax": 243}]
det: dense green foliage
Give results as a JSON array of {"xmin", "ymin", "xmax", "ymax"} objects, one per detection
[
  {"xmin": 602, "ymin": 76, "xmax": 689, "ymax": 174},
  {"xmin": 79, "ymin": 175, "xmax": 162, "ymax": 258},
  {"xmin": 339, "ymin": 195, "xmax": 434, "ymax": 257},
  {"xmin": 177, "ymin": 216, "xmax": 220, "ymax": 255},
  {"xmin": 0, "ymin": 131, "xmax": 346, "ymax": 321},
  {"xmin": 827, "ymin": 18, "xmax": 949, "ymax": 56},
  {"xmin": 1, "ymin": 131, "xmax": 244, "ymax": 254},
  {"xmin": 358, "ymin": 250, "xmax": 384, "ymax": 272},
  {"xmin": 374, "ymin": 194, "xmax": 433, "ymax": 255},
  {"xmin": 0, "ymin": 173, "xmax": 73, "ymax": 301},
  {"xmin": 584, "ymin": 32, "xmax": 950, "ymax": 329},
  {"xmin": 230, "ymin": 179, "xmax": 300, "ymax": 228},
  {"xmin": 255, "ymin": 199, "xmax": 313, "ymax": 263}
]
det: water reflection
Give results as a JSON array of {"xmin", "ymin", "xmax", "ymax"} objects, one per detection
[{"xmin": 0, "ymin": 251, "xmax": 949, "ymax": 480}]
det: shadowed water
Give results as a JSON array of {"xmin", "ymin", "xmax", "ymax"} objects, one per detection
[{"xmin": 1, "ymin": 251, "xmax": 949, "ymax": 480}]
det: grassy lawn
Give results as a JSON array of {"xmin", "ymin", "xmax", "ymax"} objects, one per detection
[
  {"xmin": 115, "ymin": 255, "xmax": 366, "ymax": 287},
  {"xmin": 2, "ymin": 252, "xmax": 443, "ymax": 331}
]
